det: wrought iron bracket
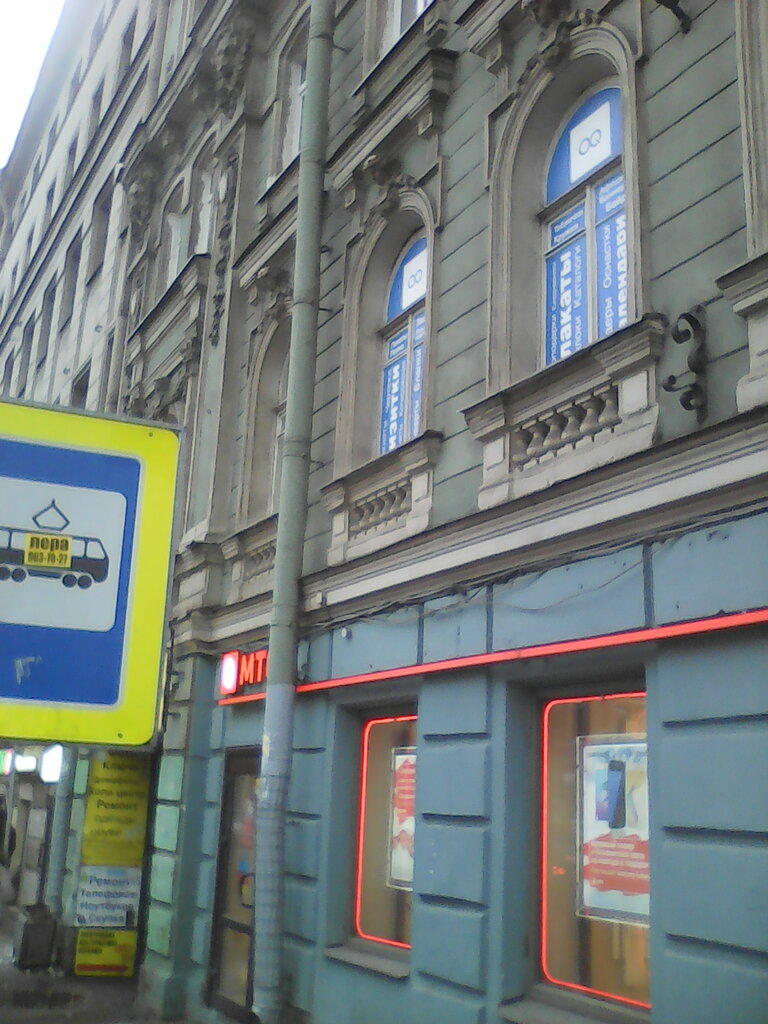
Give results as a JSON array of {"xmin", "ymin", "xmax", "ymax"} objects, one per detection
[
  {"xmin": 655, "ymin": 1, "xmax": 692, "ymax": 34},
  {"xmin": 661, "ymin": 305, "xmax": 706, "ymax": 421}
]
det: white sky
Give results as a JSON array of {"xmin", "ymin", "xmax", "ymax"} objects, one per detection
[{"xmin": 0, "ymin": 2, "xmax": 67, "ymax": 169}]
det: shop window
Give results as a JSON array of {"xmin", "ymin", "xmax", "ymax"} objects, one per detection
[
  {"xmin": 541, "ymin": 691, "xmax": 649, "ymax": 1009},
  {"xmin": 379, "ymin": 237, "xmax": 427, "ymax": 455},
  {"xmin": 355, "ymin": 713, "xmax": 417, "ymax": 949},
  {"xmin": 208, "ymin": 752, "xmax": 260, "ymax": 1022},
  {"xmin": 544, "ymin": 88, "xmax": 628, "ymax": 365}
]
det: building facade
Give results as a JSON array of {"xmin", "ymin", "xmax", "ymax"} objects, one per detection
[{"xmin": 1, "ymin": 1, "xmax": 768, "ymax": 1023}]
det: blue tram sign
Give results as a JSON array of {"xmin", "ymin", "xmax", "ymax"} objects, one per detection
[{"xmin": 0, "ymin": 401, "xmax": 178, "ymax": 746}]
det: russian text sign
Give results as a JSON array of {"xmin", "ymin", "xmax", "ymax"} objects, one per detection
[{"xmin": 0, "ymin": 401, "xmax": 178, "ymax": 745}]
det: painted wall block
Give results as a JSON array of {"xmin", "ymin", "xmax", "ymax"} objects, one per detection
[
  {"xmin": 149, "ymin": 852, "xmax": 175, "ymax": 904},
  {"xmin": 153, "ymin": 804, "xmax": 181, "ymax": 853},
  {"xmin": 200, "ymin": 804, "xmax": 222, "ymax": 858},
  {"xmin": 223, "ymin": 704, "xmax": 264, "ymax": 750},
  {"xmin": 492, "ymin": 550, "xmax": 645, "ymax": 651},
  {"xmin": 419, "ymin": 740, "xmax": 490, "ymax": 818},
  {"xmin": 422, "ymin": 593, "xmax": 488, "ymax": 666},
  {"xmin": 658, "ymin": 838, "xmax": 768, "ymax": 954},
  {"xmin": 413, "ymin": 902, "xmax": 486, "ymax": 990},
  {"xmin": 162, "ymin": 705, "xmax": 188, "ymax": 751},
  {"xmin": 209, "ymin": 706, "xmax": 225, "ymax": 751},
  {"xmin": 653, "ymin": 947, "xmax": 768, "ymax": 1024},
  {"xmin": 205, "ymin": 755, "xmax": 224, "ymax": 803},
  {"xmin": 284, "ymin": 940, "xmax": 315, "ymax": 1012},
  {"xmin": 656, "ymin": 720, "xmax": 768, "ymax": 832},
  {"xmin": 647, "ymin": 82, "xmax": 740, "ymax": 184},
  {"xmin": 286, "ymin": 816, "xmax": 321, "ymax": 879},
  {"xmin": 652, "ymin": 515, "xmax": 768, "ymax": 622},
  {"xmin": 293, "ymin": 698, "xmax": 328, "ymax": 751},
  {"xmin": 331, "ymin": 613, "xmax": 420, "ymax": 678},
  {"xmin": 288, "ymin": 750, "xmax": 325, "ymax": 816},
  {"xmin": 415, "ymin": 822, "xmax": 488, "ymax": 905},
  {"xmin": 146, "ymin": 904, "xmax": 173, "ymax": 956},
  {"xmin": 420, "ymin": 672, "xmax": 489, "ymax": 735},
  {"xmin": 195, "ymin": 857, "xmax": 216, "ymax": 911},
  {"xmin": 316, "ymin": 958, "xmax": 412, "ymax": 1024},
  {"xmin": 654, "ymin": 636, "xmax": 768, "ymax": 722},
  {"xmin": 284, "ymin": 877, "xmax": 317, "ymax": 942},
  {"xmin": 411, "ymin": 979, "xmax": 484, "ymax": 1024},
  {"xmin": 157, "ymin": 754, "xmax": 184, "ymax": 802},
  {"xmin": 190, "ymin": 914, "xmax": 209, "ymax": 966}
]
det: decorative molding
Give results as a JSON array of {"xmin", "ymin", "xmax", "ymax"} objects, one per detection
[
  {"xmin": 464, "ymin": 317, "xmax": 665, "ymax": 509},
  {"xmin": 214, "ymin": 2, "xmax": 260, "ymax": 119},
  {"xmin": 718, "ymin": 252, "xmax": 768, "ymax": 413},
  {"xmin": 208, "ymin": 149, "xmax": 239, "ymax": 347},
  {"xmin": 660, "ymin": 306, "xmax": 706, "ymax": 421},
  {"xmin": 521, "ymin": 0, "xmax": 572, "ymax": 30},
  {"xmin": 321, "ymin": 432, "xmax": 443, "ymax": 565},
  {"xmin": 125, "ymin": 158, "xmax": 163, "ymax": 244}
]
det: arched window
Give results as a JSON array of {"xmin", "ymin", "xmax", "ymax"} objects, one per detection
[
  {"xmin": 544, "ymin": 87, "xmax": 628, "ymax": 365},
  {"xmin": 379, "ymin": 236, "xmax": 428, "ymax": 455},
  {"xmin": 270, "ymin": 350, "xmax": 289, "ymax": 513}
]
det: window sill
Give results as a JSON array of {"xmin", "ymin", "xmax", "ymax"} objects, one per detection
[
  {"xmin": 500, "ymin": 985, "xmax": 649, "ymax": 1024},
  {"xmin": 325, "ymin": 941, "xmax": 410, "ymax": 979},
  {"xmin": 463, "ymin": 316, "xmax": 665, "ymax": 510},
  {"xmin": 321, "ymin": 430, "xmax": 443, "ymax": 565}
]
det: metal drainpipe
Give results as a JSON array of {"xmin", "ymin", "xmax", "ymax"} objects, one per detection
[
  {"xmin": 250, "ymin": 1, "xmax": 334, "ymax": 1022},
  {"xmin": 43, "ymin": 745, "xmax": 77, "ymax": 918}
]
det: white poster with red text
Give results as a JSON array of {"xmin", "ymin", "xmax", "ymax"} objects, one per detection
[
  {"xmin": 388, "ymin": 747, "xmax": 416, "ymax": 890},
  {"xmin": 578, "ymin": 737, "xmax": 649, "ymax": 925}
]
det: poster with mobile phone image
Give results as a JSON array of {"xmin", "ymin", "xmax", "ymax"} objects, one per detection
[{"xmin": 577, "ymin": 736, "xmax": 649, "ymax": 925}]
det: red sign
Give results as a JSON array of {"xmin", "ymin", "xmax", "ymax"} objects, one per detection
[
  {"xmin": 218, "ymin": 649, "xmax": 268, "ymax": 701},
  {"xmin": 581, "ymin": 834, "xmax": 649, "ymax": 896}
]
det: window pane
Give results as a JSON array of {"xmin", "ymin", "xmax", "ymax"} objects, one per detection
[
  {"xmin": 542, "ymin": 693, "xmax": 650, "ymax": 1008},
  {"xmin": 355, "ymin": 715, "xmax": 417, "ymax": 947},
  {"xmin": 545, "ymin": 235, "xmax": 587, "ymax": 365},
  {"xmin": 216, "ymin": 927, "xmax": 250, "ymax": 1006},
  {"xmin": 546, "ymin": 88, "xmax": 623, "ymax": 203},
  {"xmin": 386, "ymin": 238, "xmax": 428, "ymax": 321},
  {"xmin": 594, "ymin": 174, "xmax": 629, "ymax": 339}
]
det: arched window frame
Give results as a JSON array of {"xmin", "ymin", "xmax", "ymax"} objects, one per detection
[
  {"xmin": 488, "ymin": 22, "xmax": 645, "ymax": 393},
  {"xmin": 268, "ymin": 8, "xmax": 309, "ymax": 179},
  {"xmin": 542, "ymin": 84, "xmax": 628, "ymax": 366},
  {"xmin": 378, "ymin": 235, "xmax": 429, "ymax": 455}
]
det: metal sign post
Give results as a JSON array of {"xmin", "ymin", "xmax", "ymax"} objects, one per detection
[{"xmin": 0, "ymin": 400, "xmax": 179, "ymax": 746}]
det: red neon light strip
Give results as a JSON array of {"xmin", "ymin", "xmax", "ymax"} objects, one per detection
[
  {"xmin": 354, "ymin": 715, "xmax": 417, "ymax": 950},
  {"xmin": 217, "ymin": 607, "xmax": 768, "ymax": 704},
  {"xmin": 541, "ymin": 693, "xmax": 651, "ymax": 1010}
]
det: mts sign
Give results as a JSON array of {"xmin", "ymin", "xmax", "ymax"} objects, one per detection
[{"xmin": 218, "ymin": 649, "xmax": 268, "ymax": 701}]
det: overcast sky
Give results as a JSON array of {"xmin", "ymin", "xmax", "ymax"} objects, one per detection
[{"xmin": 0, "ymin": 2, "xmax": 67, "ymax": 168}]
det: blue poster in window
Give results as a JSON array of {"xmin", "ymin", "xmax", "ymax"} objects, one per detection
[
  {"xmin": 410, "ymin": 311, "xmax": 426, "ymax": 441},
  {"xmin": 549, "ymin": 203, "xmax": 585, "ymax": 250},
  {"xmin": 546, "ymin": 236, "xmax": 587, "ymax": 364},
  {"xmin": 547, "ymin": 88, "xmax": 622, "ymax": 204},
  {"xmin": 596, "ymin": 203, "xmax": 629, "ymax": 340},
  {"xmin": 595, "ymin": 173, "xmax": 625, "ymax": 224},
  {"xmin": 380, "ymin": 355, "xmax": 407, "ymax": 453}
]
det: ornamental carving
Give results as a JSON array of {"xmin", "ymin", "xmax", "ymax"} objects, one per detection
[
  {"xmin": 125, "ymin": 159, "xmax": 163, "ymax": 243},
  {"xmin": 214, "ymin": 6, "xmax": 258, "ymax": 119},
  {"xmin": 522, "ymin": 0, "xmax": 572, "ymax": 29},
  {"xmin": 208, "ymin": 150, "xmax": 239, "ymax": 346},
  {"xmin": 254, "ymin": 266, "xmax": 292, "ymax": 321}
]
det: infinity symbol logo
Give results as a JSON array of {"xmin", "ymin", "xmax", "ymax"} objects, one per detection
[
  {"xmin": 407, "ymin": 269, "xmax": 424, "ymax": 289},
  {"xmin": 577, "ymin": 129, "xmax": 603, "ymax": 155}
]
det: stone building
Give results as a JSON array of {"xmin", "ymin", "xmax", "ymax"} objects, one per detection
[{"xmin": 1, "ymin": 1, "xmax": 768, "ymax": 1023}]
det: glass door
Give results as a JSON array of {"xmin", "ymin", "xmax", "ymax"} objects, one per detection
[{"xmin": 208, "ymin": 752, "xmax": 259, "ymax": 1021}]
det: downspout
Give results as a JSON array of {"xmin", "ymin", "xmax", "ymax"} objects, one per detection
[{"xmin": 250, "ymin": 1, "xmax": 334, "ymax": 1022}]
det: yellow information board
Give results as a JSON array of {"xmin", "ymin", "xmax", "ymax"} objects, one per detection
[
  {"xmin": 74, "ymin": 928, "xmax": 138, "ymax": 977},
  {"xmin": 0, "ymin": 400, "xmax": 179, "ymax": 746},
  {"xmin": 81, "ymin": 754, "xmax": 150, "ymax": 868}
]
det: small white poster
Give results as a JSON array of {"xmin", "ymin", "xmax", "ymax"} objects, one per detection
[
  {"xmin": 388, "ymin": 747, "xmax": 416, "ymax": 890},
  {"xmin": 75, "ymin": 866, "xmax": 142, "ymax": 928},
  {"xmin": 578, "ymin": 736, "xmax": 649, "ymax": 925},
  {"xmin": 569, "ymin": 99, "xmax": 612, "ymax": 183},
  {"xmin": 400, "ymin": 247, "xmax": 428, "ymax": 310}
]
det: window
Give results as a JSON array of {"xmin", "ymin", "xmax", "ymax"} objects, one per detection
[
  {"xmin": 541, "ymin": 691, "xmax": 649, "ymax": 1009},
  {"xmin": 278, "ymin": 26, "xmax": 308, "ymax": 170},
  {"xmin": 88, "ymin": 183, "xmax": 112, "ymax": 279},
  {"xmin": 65, "ymin": 138, "xmax": 78, "ymax": 187},
  {"xmin": 270, "ymin": 352, "xmax": 289, "ymax": 514},
  {"xmin": 68, "ymin": 63, "xmax": 81, "ymax": 109},
  {"xmin": 158, "ymin": 185, "xmax": 190, "ymax": 290},
  {"xmin": 37, "ymin": 282, "xmax": 56, "ymax": 367},
  {"xmin": 119, "ymin": 13, "xmax": 137, "ymax": 81},
  {"xmin": 379, "ymin": 237, "xmax": 428, "ymax": 455},
  {"xmin": 88, "ymin": 81, "xmax": 105, "ymax": 142},
  {"xmin": 44, "ymin": 184, "xmax": 56, "ymax": 229},
  {"xmin": 17, "ymin": 316, "xmax": 35, "ymax": 397},
  {"xmin": 191, "ymin": 152, "xmax": 215, "ymax": 254},
  {"xmin": 355, "ymin": 713, "xmax": 417, "ymax": 948},
  {"xmin": 89, "ymin": 10, "xmax": 104, "ymax": 60},
  {"xmin": 59, "ymin": 234, "xmax": 82, "ymax": 329},
  {"xmin": 24, "ymin": 230, "xmax": 34, "ymax": 271},
  {"xmin": 372, "ymin": 0, "xmax": 435, "ymax": 58},
  {"xmin": 70, "ymin": 361, "xmax": 90, "ymax": 409},
  {"xmin": 544, "ymin": 88, "xmax": 628, "ymax": 365},
  {"xmin": 2, "ymin": 354, "xmax": 14, "ymax": 396},
  {"xmin": 47, "ymin": 119, "xmax": 58, "ymax": 159}
]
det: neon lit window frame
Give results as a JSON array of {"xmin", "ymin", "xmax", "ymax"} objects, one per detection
[
  {"xmin": 541, "ymin": 691, "xmax": 650, "ymax": 1010},
  {"xmin": 354, "ymin": 713, "xmax": 417, "ymax": 949}
]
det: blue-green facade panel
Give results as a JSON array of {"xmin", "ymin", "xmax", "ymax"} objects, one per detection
[
  {"xmin": 414, "ymin": 822, "xmax": 488, "ymax": 905},
  {"xmin": 413, "ymin": 904, "xmax": 487, "ymax": 991}
]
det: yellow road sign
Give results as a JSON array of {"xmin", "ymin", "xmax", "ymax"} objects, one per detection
[{"xmin": 0, "ymin": 400, "xmax": 179, "ymax": 745}]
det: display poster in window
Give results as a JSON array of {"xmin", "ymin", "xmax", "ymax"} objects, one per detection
[
  {"xmin": 380, "ymin": 354, "xmax": 406, "ymax": 453},
  {"xmin": 546, "ymin": 235, "xmax": 587, "ymax": 364},
  {"xmin": 577, "ymin": 736, "xmax": 649, "ymax": 925},
  {"xmin": 388, "ymin": 746, "xmax": 416, "ymax": 890},
  {"xmin": 595, "ymin": 173, "xmax": 629, "ymax": 340}
]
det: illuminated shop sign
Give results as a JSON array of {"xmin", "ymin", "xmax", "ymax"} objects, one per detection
[{"xmin": 218, "ymin": 649, "xmax": 269, "ymax": 702}]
